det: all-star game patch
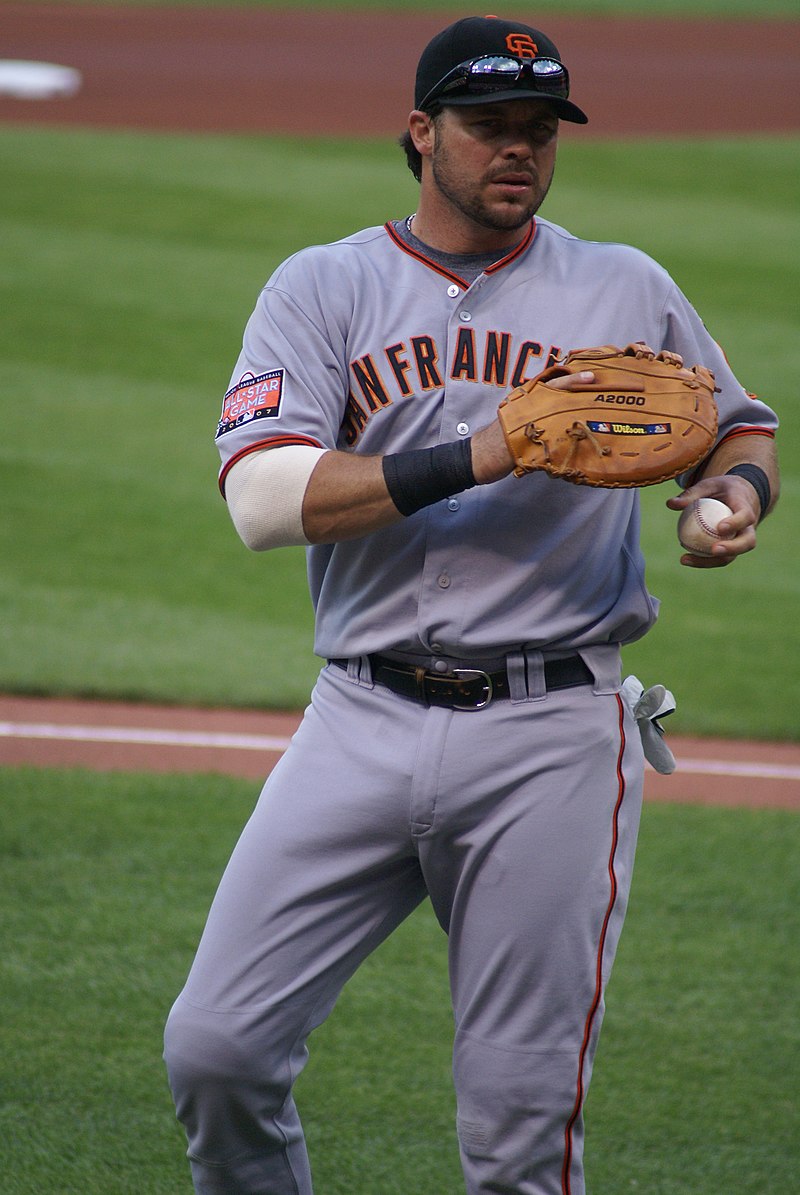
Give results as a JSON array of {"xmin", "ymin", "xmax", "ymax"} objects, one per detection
[
  {"xmin": 587, "ymin": 420, "xmax": 672, "ymax": 436},
  {"xmin": 216, "ymin": 369, "xmax": 284, "ymax": 438}
]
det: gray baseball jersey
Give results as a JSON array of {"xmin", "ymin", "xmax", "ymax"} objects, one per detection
[{"xmin": 215, "ymin": 216, "xmax": 777, "ymax": 660}]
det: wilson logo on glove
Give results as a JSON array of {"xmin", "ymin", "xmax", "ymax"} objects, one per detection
[{"xmin": 586, "ymin": 421, "xmax": 672, "ymax": 437}]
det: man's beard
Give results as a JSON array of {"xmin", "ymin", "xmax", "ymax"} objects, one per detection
[{"xmin": 431, "ymin": 147, "xmax": 552, "ymax": 233}]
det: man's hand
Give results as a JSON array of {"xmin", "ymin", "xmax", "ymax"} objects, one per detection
[
  {"xmin": 666, "ymin": 474, "xmax": 758, "ymax": 568},
  {"xmin": 471, "ymin": 370, "xmax": 596, "ymax": 484},
  {"xmin": 666, "ymin": 431, "xmax": 779, "ymax": 569}
]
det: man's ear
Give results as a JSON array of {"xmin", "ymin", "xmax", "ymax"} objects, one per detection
[{"xmin": 408, "ymin": 109, "xmax": 436, "ymax": 159}]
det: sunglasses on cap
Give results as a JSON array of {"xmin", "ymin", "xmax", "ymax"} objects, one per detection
[{"xmin": 419, "ymin": 54, "xmax": 570, "ymax": 111}]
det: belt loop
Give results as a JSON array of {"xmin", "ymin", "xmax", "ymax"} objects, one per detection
[
  {"xmin": 524, "ymin": 649, "xmax": 547, "ymax": 701},
  {"xmin": 506, "ymin": 651, "xmax": 529, "ymax": 703},
  {"xmin": 347, "ymin": 655, "xmax": 374, "ymax": 687},
  {"xmin": 576, "ymin": 645, "xmax": 621, "ymax": 695}
]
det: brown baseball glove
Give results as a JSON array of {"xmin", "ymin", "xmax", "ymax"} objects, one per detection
[{"xmin": 497, "ymin": 343, "xmax": 719, "ymax": 488}]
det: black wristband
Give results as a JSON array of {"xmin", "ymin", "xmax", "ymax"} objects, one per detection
[
  {"xmin": 725, "ymin": 463, "xmax": 771, "ymax": 521},
  {"xmin": 382, "ymin": 439, "xmax": 476, "ymax": 517}
]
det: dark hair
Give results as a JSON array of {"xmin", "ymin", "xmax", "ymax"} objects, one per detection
[
  {"xmin": 399, "ymin": 129, "xmax": 422, "ymax": 182},
  {"xmin": 398, "ymin": 108, "xmax": 441, "ymax": 183}
]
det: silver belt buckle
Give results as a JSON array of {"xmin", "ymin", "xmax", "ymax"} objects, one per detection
[{"xmin": 452, "ymin": 668, "xmax": 493, "ymax": 710}]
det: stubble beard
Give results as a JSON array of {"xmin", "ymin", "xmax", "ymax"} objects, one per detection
[{"xmin": 431, "ymin": 147, "xmax": 553, "ymax": 234}]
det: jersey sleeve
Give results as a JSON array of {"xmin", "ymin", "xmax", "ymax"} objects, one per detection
[
  {"xmin": 215, "ymin": 250, "xmax": 352, "ymax": 493},
  {"xmin": 661, "ymin": 282, "xmax": 779, "ymax": 452}
]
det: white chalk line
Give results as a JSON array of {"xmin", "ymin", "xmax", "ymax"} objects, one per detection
[
  {"xmin": 659, "ymin": 760, "xmax": 799, "ymax": 781},
  {"xmin": 0, "ymin": 722, "xmax": 293, "ymax": 754},
  {"xmin": 1, "ymin": 721, "xmax": 799, "ymax": 782}
]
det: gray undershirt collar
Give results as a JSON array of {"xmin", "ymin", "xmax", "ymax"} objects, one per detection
[{"xmin": 393, "ymin": 216, "xmax": 522, "ymax": 286}]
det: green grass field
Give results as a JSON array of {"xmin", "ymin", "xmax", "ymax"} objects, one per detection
[
  {"xmin": 1, "ymin": 767, "xmax": 797, "ymax": 1194},
  {"xmin": 2, "ymin": 126, "xmax": 798, "ymax": 734}
]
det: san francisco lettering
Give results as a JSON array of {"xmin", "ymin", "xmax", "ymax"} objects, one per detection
[{"xmin": 342, "ymin": 333, "xmax": 561, "ymax": 445}]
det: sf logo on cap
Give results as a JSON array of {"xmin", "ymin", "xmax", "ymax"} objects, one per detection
[{"xmin": 505, "ymin": 33, "xmax": 539, "ymax": 59}]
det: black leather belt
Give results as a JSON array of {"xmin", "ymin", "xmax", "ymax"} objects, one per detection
[{"xmin": 328, "ymin": 653, "xmax": 593, "ymax": 710}]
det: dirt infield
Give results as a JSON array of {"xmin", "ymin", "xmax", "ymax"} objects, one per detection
[
  {"xmin": 1, "ymin": 7, "xmax": 797, "ymax": 809},
  {"xmin": 0, "ymin": 6, "xmax": 798, "ymax": 138},
  {"xmin": 2, "ymin": 693, "xmax": 799, "ymax": 810}
]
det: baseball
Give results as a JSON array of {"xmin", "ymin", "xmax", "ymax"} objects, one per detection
[{"xmin": 677, "ymin": 498, "xmax": 735, "ymax": 556}]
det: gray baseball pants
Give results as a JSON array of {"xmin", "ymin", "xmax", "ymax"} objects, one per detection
[{"xmin": 164, "ymin": 651, "xmax": 644, "ymax": 1194}]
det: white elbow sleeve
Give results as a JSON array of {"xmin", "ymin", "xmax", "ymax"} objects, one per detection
[{"xmin": 225, "ymin": 446, "xmax": 328, "ymax": 550}]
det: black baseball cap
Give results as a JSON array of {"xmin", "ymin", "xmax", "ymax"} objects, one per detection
[{"xmin": 414, "ymin": 15, "xmax": 588, "ymax": 124}]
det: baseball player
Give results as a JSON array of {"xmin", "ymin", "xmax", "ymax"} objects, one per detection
[{"xmin": 164, "ymin": 15, "xmax": 779, "ymax": 1194}]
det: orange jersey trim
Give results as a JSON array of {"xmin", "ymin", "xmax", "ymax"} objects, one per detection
[
  {"xmin": 384, "ymin": 219, "xmax": 536, "ymax": 288},
  {"xmin": 218, "ymin": 435, "xmax": 323, "ymax": 496},
  {"xmin": 485, "ymin": 219, "xmax": 536, "ymax": 272},
  {"xmin": 718, "ymin": 426, "xmax": 775, "ymax": 445}
]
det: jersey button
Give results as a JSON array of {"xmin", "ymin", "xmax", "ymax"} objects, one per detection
[
  {"xmin": 457, "ymin": 422, "xmax": 470, "ymax": 436},
  {"xmin": 447, "ymin": 498, "xmax": 460, "ymax": 511},
  {"xmin": 459, "ymin": 311, "xmax": 472, "ymax": 322},
  {"xmin": 447, "ymin": 284, "xmax": 460, "ymax": 298},
  {"xmin": 437, "ymin": 573, "xmax": 451, "ymax": 589}
]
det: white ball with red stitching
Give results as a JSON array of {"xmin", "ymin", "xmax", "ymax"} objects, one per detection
[{"xmin": 677, "ymin": 497, "xmax": 735, "ymax": 556}]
